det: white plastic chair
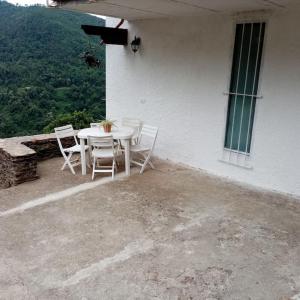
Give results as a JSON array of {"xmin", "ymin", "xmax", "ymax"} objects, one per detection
[
  {"xmin": 122, "ymin": 118, "xmax": 143, "ymax": 145},
  {"xmin": 88, "ymin": 123, "xmax": 101, "ymax": 160},
  {"xmin": 90, "ymin": 123, "xmax": 101, "ymax": 128},
  {"xmin": 117, "ymin": 118, "xmax": 143, "ymax": 154},
  {"xmin": 55, "ymin": 125, "xmax": 89, "ymax": 175},
  {"xmin": 89, "ymin": 122, "xmax": 119, "ymax": 160},
  {"xmin": 130, "ymin": 124, "xmax": 158, "ymax": 174},
  {"xmin": 88, "ymin": 135, "xmax": 117, "ymax": 180}
]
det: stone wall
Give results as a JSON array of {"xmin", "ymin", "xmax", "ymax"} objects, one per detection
[
  {"xmin": 0, "ymin": 133, "xmax": 77, "ymax": 188},
  {"xmin": 0, "ymin": 140, "xmax": 38, "ymax": 188},
  {"xmin": 22, "ymin": 135, "xmax": 75, "ymax": 161}
]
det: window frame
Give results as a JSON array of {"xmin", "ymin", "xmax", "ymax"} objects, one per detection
[{"xmin": 220, "ymin": 18, "xmax": 268, "ymax": 168}]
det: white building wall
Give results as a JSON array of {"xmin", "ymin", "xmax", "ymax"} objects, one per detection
[{"xmin": 106, "ymin": 5, "xmax": 300, "ymax": 197}]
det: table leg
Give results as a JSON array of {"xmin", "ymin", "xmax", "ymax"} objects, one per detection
[
  {"xmin": 80, "ymin": 138, "xmax": 87, "ymax": 175},
  {"xmin": 124, "ymin": 139, "xmax": 131, "ymax": 176}
]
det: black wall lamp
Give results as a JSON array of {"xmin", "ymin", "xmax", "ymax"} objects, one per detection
[{"xmin": 131, "ymin": 36, "xmax": 141, "ymax": 53}]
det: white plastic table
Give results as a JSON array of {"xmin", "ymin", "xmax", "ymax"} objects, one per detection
[{"xmin": 77, "ymin": 127, "xmax": 134, "ymax": 176}]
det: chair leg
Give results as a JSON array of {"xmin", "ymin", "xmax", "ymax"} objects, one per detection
[
  {"xmin": 114, "ymin": 155, "xmax": 119, "ymax": 171},
  {"xmin": 117, "ymin": 139, "xmax": 122, "ymax": 153},
  {"xmin": 64, "ymin": 152, "xmax": 76, "ymax": 175},
  {"xmin": 92, "ymin": 156, "xmax": 96, "ymax": 180},
  {"xmin": 61, "ymin": 152, "xmax": 72, "ymax": 170},
  {"xmin": 86, "ymin": 151, "xmax": 91, "ymax": 169},
  {"xmin": 140, "ymin": 152, "xmax": 155, "ymax": 169},
  {"xmin": 61, "ymin": 160, "xmax": 67, "ymax": 171},
  {"xmin": 148, "ymin": 159, "xmax": 155, "ymax": 169},
  {"xmin": 69, "ymin": 163, "xmax": 76, "ymax": 175},
  {"xmin": 140, "ymin": 163, "xmax": 146, "ymax": 174},
  {"xmin": 112, "ymin": 160, "xmax": 115, "ymax": 180},
  {"xmin": 140, "ymin": 154, "xmax": 152, "ymax": 174},
  {"xmin": 87, "ymin": 139, "xmax": 92, "ymax": 164}
]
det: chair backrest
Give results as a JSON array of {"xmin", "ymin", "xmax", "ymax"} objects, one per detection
[
  {"xmin": 88, "ymin": 135, "xmax": 114, "ymax": 150},
  {"xmin": 140, "ymin": 124, "xmax": 159, "ymax": 151},
  {"xmin": 90, "ymin": 123, "xmax": 101, "ymax": 128},
  {"xmin": 54, "ymin": 125, "xmax": 78, "ymax": 152},
  {"xmin": 122, "ymin": 118, "xmax": 142, "ymax": 128},
  {"xmin": 122, "ymin": 118, "xmax": 142, "ymax": 140}
]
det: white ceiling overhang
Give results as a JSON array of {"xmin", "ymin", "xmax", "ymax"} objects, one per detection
[{"xmin": 51, "ymin": 0, "xmax": 293, "ymax": 20}]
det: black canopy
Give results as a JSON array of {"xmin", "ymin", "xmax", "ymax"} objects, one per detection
[{"xmin": 81, "ymin": 25, "xmax": 128, "ymax": 45}]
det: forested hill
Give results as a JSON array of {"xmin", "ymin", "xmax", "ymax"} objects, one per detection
[{"xmin": 0, "ymin": 1, "xmax": 105, "ymax": 138}]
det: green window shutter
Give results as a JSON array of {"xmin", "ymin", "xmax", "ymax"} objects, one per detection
[{"xmin": 225, "ymin": 23, "xmax": 265, "ymax": 153}]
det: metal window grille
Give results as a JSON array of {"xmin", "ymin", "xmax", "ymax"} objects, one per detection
[{"xmin": 223, "ymin": 22, "xmax": 265, "ymax": 167}]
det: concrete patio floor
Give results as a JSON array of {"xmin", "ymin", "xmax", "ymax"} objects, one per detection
[{"xmin": 0, "ymin": 157, "xmax": 300, "ymax": 299}]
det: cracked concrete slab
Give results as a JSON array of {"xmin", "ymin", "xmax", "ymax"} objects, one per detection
[
  {"xmin": 0, "ymin": 159, "xmax": 300, "ymax": 299},
  {"xmin": 61, "ymin": 239, "xmax": 154, "ymax": 288}
]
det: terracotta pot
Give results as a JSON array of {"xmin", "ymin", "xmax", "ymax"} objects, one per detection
[{"xmin": 103, "ymin": 124, "xmax": 112, "ymax": 133}]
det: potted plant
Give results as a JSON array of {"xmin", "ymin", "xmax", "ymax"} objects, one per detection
[{"xmin": 100, "ymin": 119, "xmax": 114, "ymax": 133}]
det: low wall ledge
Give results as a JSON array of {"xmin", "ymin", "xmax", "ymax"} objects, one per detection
[
  {"xmin": 0, "ymin": 133, "xmax": 75, "ymax": 188},
  {"xmin": 0, "ymin": 139, "xmax": 36, "ymax": 158}
]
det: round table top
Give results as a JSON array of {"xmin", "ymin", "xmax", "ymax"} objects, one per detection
[{"xmin": 77, "ymin": 127, "xmax": 134, "ymax": 140}]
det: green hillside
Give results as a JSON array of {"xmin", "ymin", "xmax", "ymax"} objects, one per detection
[{"xmin": 0, "ymin": 1, "xmax": 106, "ymax": 138}]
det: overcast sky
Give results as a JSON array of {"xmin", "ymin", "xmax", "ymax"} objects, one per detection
[
  {"xmin": 6, "ymin": 0, "xmax": 47, "ymax": 5},
  {"xmin": 4, "ymin": 0, "xmax": 106, "ymax": 18}
]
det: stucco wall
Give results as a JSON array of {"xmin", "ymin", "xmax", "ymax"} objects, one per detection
[{"xmin": 106, "ymin": 6, "xmax": 300, "ymax": 197}]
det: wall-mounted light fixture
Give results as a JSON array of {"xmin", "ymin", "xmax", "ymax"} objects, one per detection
[{"xmin": 131, "ymin": 36, "xmax": 141, "ymax": 53}]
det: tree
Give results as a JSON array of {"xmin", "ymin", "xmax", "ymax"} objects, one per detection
[
  {"xmin": 43, "ymin": 111, "xmax": 94, "ymax": 133},
  {"xmin": 0, "ymin": 1, "xmax": 106, "ymax": 138}
]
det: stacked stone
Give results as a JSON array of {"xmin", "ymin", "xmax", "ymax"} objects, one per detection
[
  {"xmin": 23, "ymin": 136, "xmax": 75, "ymax": 161},
  {"xmin": 0, "ymin": 133, "xmax": 77, "ymax": 188},
  {"xmin": 0, "ymin": 142, "xmax": 38, "ymax": 188}
]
